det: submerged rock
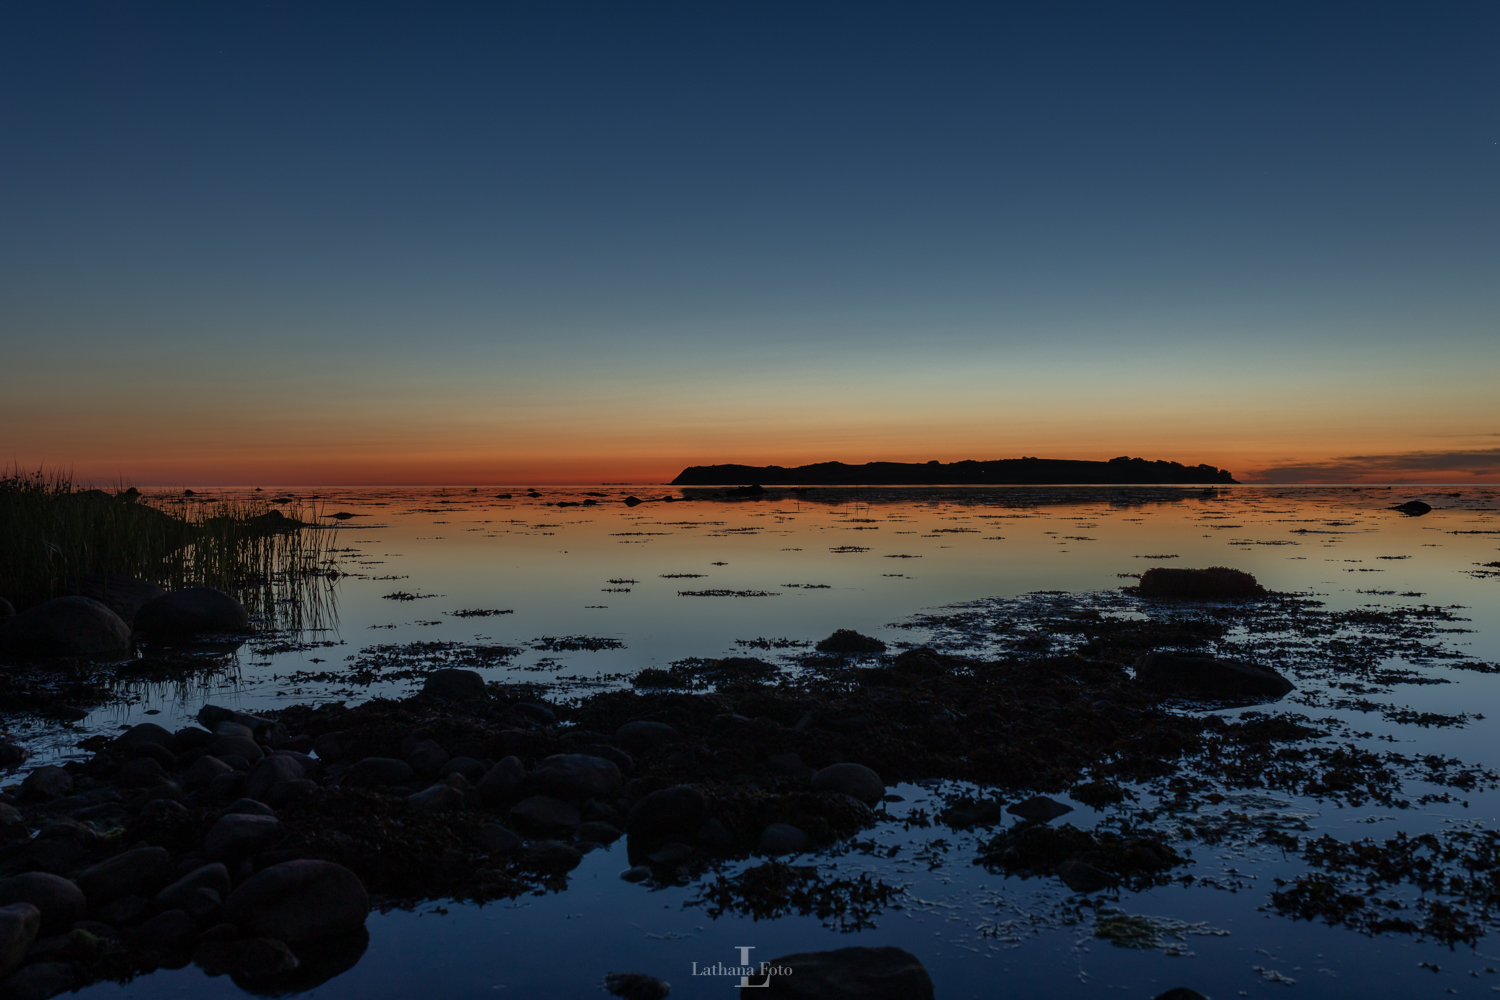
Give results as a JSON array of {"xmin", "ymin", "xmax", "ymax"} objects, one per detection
[
  {"xmin": 134, "ymin": 587, "xmax": 250, "ymax": 636},
  {"xmin": 1135, "ymin": 651, "xmax": 1293, "ymax": 698},
  {"xmin": 1391, "ymin": 500, "xmax": 1432, "ymax": 516},
  {"xmin": 1056, "ymin": 859, "xmax": 1116, "ymax": 893},
  {"xmin": 758, "ymin": 823, "xmax": 812, "ymax": 855},
  {"xmin": 1136, "ymin": 567, "xmax": 1264, "ymax": 601},
  {"xmin": 1007, "ymin": 796, "xmax": 1074, "ymax": 823},
  {"xmin": 0, "ymin": 596, "xmax": 131, "ymax": 659},
  {"xmin": 740, "ymin": 945, "xmax": 933, "ymax": 997},
  {"xmin": 421, "ymin": 668, "xmax": 487, "ymax": 701},
  {"xmin": 604, "ymin": 971, "xmax": 671, "ymax": 1000}
]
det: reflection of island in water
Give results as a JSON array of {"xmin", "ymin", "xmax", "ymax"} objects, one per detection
[{"xmin": 672, "ymin": 455, "xmax": 1238, "ymax": 486}]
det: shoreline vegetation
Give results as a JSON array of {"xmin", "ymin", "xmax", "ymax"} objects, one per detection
[{"xmin": 671, "ymin": 455, "xmax": 1239, "ymax": 486}]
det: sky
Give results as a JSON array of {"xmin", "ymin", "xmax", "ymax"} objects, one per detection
[{"xmin": 2, "ymin": 1, "xmax": 1497, "ymax": 485}]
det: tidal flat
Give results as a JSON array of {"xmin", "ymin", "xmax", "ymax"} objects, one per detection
[{"xmin": 5, "ymin": 483, "xmax": 1500, "ymax": 999}]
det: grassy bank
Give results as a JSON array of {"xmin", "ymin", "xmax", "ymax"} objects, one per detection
[{"xmin": 0, "ymin": 468, "xmax": 339, "ymax": 629}]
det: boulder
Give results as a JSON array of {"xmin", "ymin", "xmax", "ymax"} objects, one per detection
[
  {"xmin": 521, "ymin": 754, "xmax": 622, "ymax": 802},
  {"xmin": 19, "ymin": 766, "xmax": 72, "ymax": 802},
  {"xmin": 1135, "ymin": 651, "xmax": 1293, "ymax": 698},
  {"xmin": 814, "ymin": 629, "xmax": 887, "ymax": 654},
  {"xmin": 742, "ymin": 946, "xmax": 933, "ymax": 997},
  {"xmin": 134, "ymin": 587, "xmax": 250, "ymax": 636},
  {"xmin": 0, "ymin": 960, "xmax": 72, "ymax": 1000},
  {"xmin": 205, "ymin": 813, "xmax": 281, "ymax": 860},
  {"xmin": 227, "ymin": 798, "xmax": 275, "ymax": 817},
  {"xmin": 131, "ymin": 907, "xmax": 197, "ymax": 948},
  {"xmin": 0, "ymin": 597, "xmax": 131, "ymax": 659},
  {"xmin": 510, "ymin": 795, "xmax": 581, "ymax": 831},
  {"xmin": 476, "ymin": 756, "xmax": 526, "ymax": 803},
  {"xmin": 311, "ymin": 732, "xmax": 344, "ymax": 762},
  {"xmin": 64, "ymin": 574, "xmax": 168, "ymax": 624},
  {"xmin": 576, "ymin": 744, "xmax": 634, "ymax": 776},
  {"xmin": 112, "ymin": 722, "xmax": 177, "ymax": 755},
  {"xmin": 811, "ymin": 763, "xmax": 885, "ymax": 805},
  {"xmin": 519, "ymin": 840, "xmax": 583, "ymax": 872},
  {"xmin": 614, "ymin": 720, "xmax": 677, "ymax": 753},
  {"xmin": 0, "ymin": 875, "xmax": 84, "ymax": 936},
  {"xmin": 156, "ymin": 863, "xmax": 231, "ymax": 909},
  {"xmin": 209, "ymin": 735, "xmax": 264, "ymax": 761},
  {"xmin": 117, "ymin": 756, "xmax": 165, "ymax": 788},
  {"xmin": 0, "ymin": 903, "xmax": 41, "ymax": 979},
  {"xmin": 186, "ymin": 754, "xmax": 234, "ymax": 790},
  {"xmin": 1153, "ymin": 990, "xmax": 1209, "ymax": 1000},
  {"xmin": 223, "ymin": 860, "xmax": 369, "ymax": 944},
  {"xmin": 0, "ymin": 742, "xmax": 24, "ymax": 767},
  {"xmin": 1136, "ymin": 567, "xmax": 1264, "ymax": 601},
  {"xmin": 0, "ymin": 805, "xmax": 27, "ymax": 843},
  {"xmin": 626, "ymin": 785, "xmax": 707, "ymax": 842},
  {"xmin": 758, "ymin": 823, "xmax": 812, "ymax": 855},
  {"xmin": 1007, "ymin": 796, "xmax": 1074, "ymax": 823},
  {"xmin": 342, "ymin": 757, "xmax": 413, "ymax": 789},
  {"xmin": 440, "ymin": 756, "xmax": 487, "ymax": 783},
  {"xmin": 1391, "ymin": 500, "xmax": 1432, "ymax": 516},
  {"xmin": 193, "ymin": 936, "xmax": 300, "ymax": 980},
  {"xmin": 408, "ymin": 784, "xmax": 465, "ymax": 813},
  {"xmin": 578, "ymin": 821, "xmax": 623, "ymax": 844},
  {"xmin": 421, "ymin": 669, "xmax": 487, "ymax": 700},
  {"xmin": 76, "ymin": 846, "xmax": 173, "ymax": 905},
  {"xmin": 477, "ymin": 823, "xmax": 522, "ymax": 855},
  {"xmin": 245, "ymin": 755, "xmax": 304, "ymax": 802},
  {"xmin": 405, "ymin": 739, "xmax": 450, "ymax": 774}
]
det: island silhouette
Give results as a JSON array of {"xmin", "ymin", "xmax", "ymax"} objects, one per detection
[{"xmin": 672, "ymin": 456, "xmax": 1238, "ymax": 486}]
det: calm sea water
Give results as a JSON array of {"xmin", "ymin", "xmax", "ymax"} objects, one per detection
[{"xmin": 43, "ymin": 484, "xmax": 1500, "ymax": 999}]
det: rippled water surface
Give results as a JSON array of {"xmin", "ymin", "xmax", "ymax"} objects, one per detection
[{"xmin": 33, "ymin": 484, "xmax": 1500, "ymax": 999}]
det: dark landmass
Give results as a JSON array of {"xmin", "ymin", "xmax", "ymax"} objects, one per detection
[{"xmin": 671, "ymin": 456, "xmax": 1238, "ymax": 486}]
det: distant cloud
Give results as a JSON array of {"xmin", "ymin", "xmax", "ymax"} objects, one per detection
[{"xmin": 1248, "ymin": 448, "xmax": 1500, "ymax": 484}]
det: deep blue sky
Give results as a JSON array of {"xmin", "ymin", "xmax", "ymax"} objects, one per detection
[{"xmin": 3, "ymin": 2, "xmax": 1497, "ymax": 483}]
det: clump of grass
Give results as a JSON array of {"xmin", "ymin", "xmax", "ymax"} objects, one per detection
[{"xmin": 0, "ymin": 467, "xmax": 339, "ymax": 630}]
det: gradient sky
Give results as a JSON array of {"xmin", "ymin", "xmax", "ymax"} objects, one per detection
[{"xmin": 3, "ymin": 2, "xmax": 1497, "ymax": 485}]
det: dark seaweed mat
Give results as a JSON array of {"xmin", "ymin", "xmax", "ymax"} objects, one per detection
[
  {"xmin": 691, "ymin": 861, "xmax": 903, "ymax": 931},
  {"xmin": 282, "ymin": 640, "xmax": 521, "ymax": 689}
]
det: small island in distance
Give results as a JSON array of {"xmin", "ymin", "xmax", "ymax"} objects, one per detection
[{"xmin": 672, "ymin": 455, "xmax": 1239, "ymax": 486}]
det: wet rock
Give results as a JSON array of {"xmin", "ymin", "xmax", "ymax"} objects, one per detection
[
  {"xmin": 113, "ymin": 722, "xmax": 177, "ymax": 755},
  {"xmin": 1056, "ymin": 859, "xmax": 1116, "ymax": 893},
  {"xmin": 1136, "ymin": 566, "xmax": 1264, "ymax": 601},
  {"xmin": 245, "ymin": 755, "xmax": 303, "ymax": 802},
  {"xmin": 205, "ymin": 813, "xmax": 281, "ymax": 860},
  {"xmin": 0, "ymin": 596, "xmax": 131, "ymax": 659},
  {"xmin": 477, "ymin": 823, "xmax": 522, "ymax": 855},
  {"xmin": 311, "ymin": 732, "xmax": 344, "ymax": 762},
  {"xmin": 224, "ymin": 860, "xmax": 369, "ymax": 945},
  {"xmin": 156, "ymin": 863, "xmax": 231, "ymax": 909},
  {"xmin": 1135, "ymin": 651, "xmax": 1294, "ymax": 698},
  {"xmin": 758, "ymin": 823, "xmax": 812, "ymax": 855},
  {"xmin": 174, "ymin": 726, "xmax": 214, "ymax": 750},
  {"xmin": 940, "ymin": 798, "xmax": 1004, "ymax": 828},
  {"xmin": 0, "ymin": 743, "xmax": 24, "ymax": 767},
  {"xmin": 408, "ymin": 784, "xmax": 464, "ymax": 813},
  {"xmin": 648, "ymin": 842, "xmax": 694, "ymax": 865},
  {"xmin": 185, "ymin": 755, "xmax": 234, "ymax": 790},
  {"xmin": 510, "ymin": 795, "xmax": 581, "ymax": 831},
  {"xmin": 130, "ymin": 907, "xmax": 197, "ymax": 948},
  {"xmin": 620, "ymin": 865, "xmax": 651, "ymax": 882},
  {"xmin": 603, "ymin": 971, "xmax": 671, "ymax": 1000},
  {"xmin": 194, "ymin": 936, "xmax": 301, "ymax": 980},
  {"xmin": 615, "ymin": 721, "xmax": 677, "ymax": 752},
  {"xmin": 577, "ymin": 744, "xmax": 634, "ymax": 776},
  {"xmin": 0, "ymin": 902, "xmax": 40, "ymax": 979},
  {"xmin": 209, "ymin": 735, "xmax": 264, "ymax": 762},
  {"xmin": 815, "ymin": 629, "xmax": 888, "ymax": 654},
  {"xmin": 519, "ymin": 841, "xmax": 583, "ymax": 872},
  {"xmin": 743, "ymin": 945, "xmax": 932, "ymax": 997},
  {"xmin": 208, "ymin": 773, "xmax": 246, "ymax": 801},
  {"xmin": 510, "ymin": 702, "xmax": 556, "ymax": 726},
  {"xmin": 405, "ymin": 739, "xmax": 450, "ymax": 775},
  {"xmin": 1391, "ymin": 500, "xmax": 1432, "ymax": 516},
  {"xmin": 811, "ymin": 763, "xmax": 885, "ymax": 805},
  {"xmin": 522, "ymin": 754, "xmax": 622, "ymax": 802},
  {"xmin": 767, "ymin": 752, "xmax": 812, "ymax": 777},
  {"xmin": 0, "ymin": 959, "xmax": 72, "ymax": 1000},
  {"xmin": 1007, "ymin": 796, "xmax": 1074, "ymax": 823},
  {"xmin": 578, "ymin": 821, "xmax": 622, "ymax": 844},
  {"xmin": 343, "ymin": 757, "xmax": 413, "ymax": 789},
  {"xmin": 117, "ymin": 756, "xmax": 165, "ymax": 788},
  {"xmin": 421, "ymin": 669, "xmax": 487, "ymax": 701},
  {"xmin": 476, "ymin": 756, "xmax": 525, "ymax": 803},
  {"xmin": 440, "ymin": 756, "xmax": 487, "ymax": 783},
  {"xmin": 64, "ymin": 574, "xmax": 167, "ymax": 624},
  {"xmin": 227, "ymin": 799, "xmax": 275, "ymax": 817},
  {"xmin": 696, "ymin": 818, "xmax": 734, "ymax": 849},
  {"xmin": 626, "ymin": 785, "xmax": 707, "ymax": 842},
  {"xmin": 0, "ymin": 805, "xmax": 26, "ymax": 843},
  {"xmin": 19, "ymin": 767, "xmax": 71, "ymax": 802},
  {"xmin": 134, "ymin": 587, "xmax": 250, "ymax": 636},
  {"xmin": 77, "ymin": 846, "xmax": 172, "ymax": 905},
  {"xmin": 0, "ymin": 874, "xmax": 85, "ymax": 935},
  {"xmin": 93, "ymin": 895, "xmax": 150, "ymax": 926}
]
